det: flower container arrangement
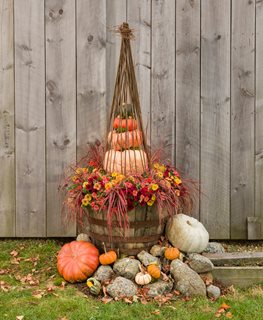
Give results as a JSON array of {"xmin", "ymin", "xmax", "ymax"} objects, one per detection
[{"xmin": 62, "ymin": 23, "xmax": 194, "ymax": 254}]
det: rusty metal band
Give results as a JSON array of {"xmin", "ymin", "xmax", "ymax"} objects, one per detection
[
  {"xmin": 89, "ymin": 232, "xmax": 160, "ymax": 243},
  {"xmin": 87, "ymin": 216, "xmax": 161, "ymax": 228}
]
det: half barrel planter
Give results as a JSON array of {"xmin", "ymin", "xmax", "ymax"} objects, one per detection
[{"xmin": 82, "ymin": 206, "xmax": 165, "ymax": 255}]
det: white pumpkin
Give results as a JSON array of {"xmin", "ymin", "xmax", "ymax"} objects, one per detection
[
  {"xmin": 165, "ymin": 214, "xmax": 209, "ymax": 253},
  {"xmin": 135, "ymin": 272, "xmax": 152, "ymax": 285}
]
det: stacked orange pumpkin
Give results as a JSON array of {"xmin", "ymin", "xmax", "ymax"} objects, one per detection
[{"xmin": 104, "ymin": 103, "xmax": 148, "ymax": 175}]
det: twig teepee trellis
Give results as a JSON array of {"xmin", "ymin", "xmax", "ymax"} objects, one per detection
[{"xmin": 103, "ymin": 23, "xmax": 150, "ymax": 175}]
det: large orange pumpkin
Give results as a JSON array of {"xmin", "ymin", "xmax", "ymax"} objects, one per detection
[
  {"xmin": 57, "ymin": 241, "xmax": 99, "ymax": 283},
  {"xmin": 108, "ymin": 130, "xmax": 143, "ymax": 151},
  {"xmin": 103, "ymin": 149, "xmax": 148, "ymax": 175}
]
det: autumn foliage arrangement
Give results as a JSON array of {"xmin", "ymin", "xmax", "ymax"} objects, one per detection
[{"xmin": 61, "ymin": 143, "xmax": 194, "ymax": 232}]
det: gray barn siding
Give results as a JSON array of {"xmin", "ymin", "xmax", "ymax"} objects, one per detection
[{"xmin": 0, "ymin": 0, "xmax": 262, "ymax": 239}]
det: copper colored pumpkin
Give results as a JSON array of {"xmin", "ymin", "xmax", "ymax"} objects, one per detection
[
  {"xmin": 99, "ymin": 250, "xmax": 117, "ymax": 265},
  {"xmin": 103, "ymin": 149, "xmax": 148, "ymax": 175},
  {"xmin": 164, "ymin": 247, "xmax": 180, "ymax": 260},
  {"xmin": 57, "ymin": 241, "xmax": 99, "ymax": 283},
  {"xmin": 108, "ymin": 130, "xmax": 143, "ymax": 151},
  {"xmin": 147, "ymin": 264, "xmax": 161, "ymax": 279}
]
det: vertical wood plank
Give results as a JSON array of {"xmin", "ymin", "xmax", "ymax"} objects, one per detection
[
  {"xmin": 231, "ymin": 0, "xmax": 255, "ymax": 239},
  {"xmin": 0, "ymin": 0, "xmax": 15, "ymax": 236},
  {"xmin": 77, "ymin": 0, "xmax": 106, "ymax": 159},
  {"xmin": 200, "ymin": 0, "xmax": 231, "ymax": 238},
  {"xmin": 45, "ymin": 0, "xmax": 76, "ymax": 236},
  {"xmin": 127, "ymin": 0, "xmax": 151, "ymax": 144},
  {"xmin": 176, "ymin": 0, "xmax": 200, "ymax": 219},
  {"xmin": 151, "ymin": 0, "xmax": 175, "ymax": 162},
  {"xmin": 14, "ymin": 0, "xmax": 46, "ymax": 237},
  {"xmin": 256, "ymin": 0, "xmax": 263, "ymax": 234},
  {"xmin": 106, "ymin": 0, "xmax": 126, "ymax": 115}
]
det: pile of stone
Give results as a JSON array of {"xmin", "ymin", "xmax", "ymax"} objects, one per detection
[{"xmin": 86, "ymin": 240, "xmax": 225, "ymax": 300}]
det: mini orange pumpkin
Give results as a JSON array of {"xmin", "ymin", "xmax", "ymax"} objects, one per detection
[
  {"xmin": 108, "ymin": 129, "xmax": 143, "ymax": 151},
  {"xmin": 57, "ymin": 241, "xmax": 99, "ymax": 283},
  {"xmin": 164, "ymin": 247, "xmax": 180, "ymax": 260},
  {"xmin": 147, "ymin": 264, "xmax": 161, "ymax": 279},
  {"xmin": 99, "ymin": 250, "xmax": 117, "ymax": 265}
]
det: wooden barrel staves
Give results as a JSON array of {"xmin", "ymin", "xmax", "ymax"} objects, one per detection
[{"xmin": 85, "ymin": 207, "xmax": 165, "ymax": 255}]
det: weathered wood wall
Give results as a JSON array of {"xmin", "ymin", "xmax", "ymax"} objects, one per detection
[{"xmin": 0, "ymin": 0, "xmax": 262, "ymax": 239}]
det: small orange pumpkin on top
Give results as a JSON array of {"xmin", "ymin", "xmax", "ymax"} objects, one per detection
[{"xmin": 164, "ymin": 247, "xmax": 180, "ymax": 260}]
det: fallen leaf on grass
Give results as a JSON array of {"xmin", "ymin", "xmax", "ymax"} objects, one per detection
[
  {"xmin": 11, "ymin": 257, "xmax": 22, "ymax": 265},
  {"xmin": 32, "ymin": 290, "xmax": 46, "ymax": 299},
  {"xmin": 123, "ymin": 297, "xmax": 133, "ymax": 304},
  {"xmin": 0, "ymin": 269, "xmax": 9, "ymax": 275},
  {"xmin": 20, "ymin": 273, "xmax": 39, "ymax": 286},
  {"xmin": 101, "ymin": 296, "xmax": 113, "ymax": 304},
  {"xmin": 0, "ymin": 281, "xmax": 11, "ymax": 292},
  {"xmin": 220, "ymin": 302, "xmax": 231, "ymax": 310},
  {"xmin": 151, "ymin": 309, "xmax": 160, "ymax": 315},
  {"xmin": 225, "ymin": 312, "xmax": 233, "ymax": 318},
  {"xmin": 16, "ymin": 316, "xmax": 24, "ymax": 320},
  {"xmin": 10, "ymin": 250, "xmax": 19, "ymax": 257}
]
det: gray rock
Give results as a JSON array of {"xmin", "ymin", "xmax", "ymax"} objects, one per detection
[
  {"xmin": 150, "ymin": 245, "xmax": 166, "ymax": 257},
  {"xmin": 207, "ymin": 285, "xmax": 221, "ymax": 300},
  {"xmin": 145, "ymin": 280, "xmax": 173, "ymax": 297},
  {"xmin": 203, "ymin": 242, "xmax": 225, "ymax": 254},
  {"xmin": 170, "ymin": 259, "xmax": 206, "ymax": 297},
  {"xmin": 113, "ymin": 258, "xmax": 140, "ymax": 280},
  {"xmin": 188, "ymin": 253, "xmax": 214, "ymax": 273},
  {"xmin": 94, "ymin": 265, "xmax": 114, "ymax": 282},
  {"xmin": 107, "ymin": 277, "xmax": 137, "ymax": 298},
  {"xmin": 76, "ymin": 233, "xmax": 90, "ymax": 242},
  {"xmin": 137, "ymin": 250, "xmax": 160, "ymax": 267}
]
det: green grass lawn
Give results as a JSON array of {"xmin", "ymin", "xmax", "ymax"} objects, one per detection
[{"xmin": 0, "ymin": 240, "xmax": 262, "ymax": 320}]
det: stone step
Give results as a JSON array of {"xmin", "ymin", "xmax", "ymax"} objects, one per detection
[
  {"xmin": 202, "ymin": 252, "xmax": 263, "ymax": 266},
  {"xmin": 212, "ymin": 266, "xmax": 263, "ymax": 288}
]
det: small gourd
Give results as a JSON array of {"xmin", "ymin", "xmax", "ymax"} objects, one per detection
[
  {"xmin": 164, "ymin": 247, "xmax": 180, "ymax": 260},
  {"xmin": 147, "ymin": 263, "xmax": 161, "ymax": 279},
  {"xmin": 87, "ymin": 277, "xmax": 101, "ymax": 295},
  {"xmin": 135, "ymin": 272, "xmax": 152, "ymax": 285},
  {"xmin": 99, "ymin": 243, "xmax": 117, "ymax": 265}
]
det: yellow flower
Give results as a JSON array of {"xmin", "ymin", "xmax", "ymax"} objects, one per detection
[
  {"xmin": 115, "ymin": 174, "xmax": 125, "ymax": 182},
  {"xmin": 147, "ymin": 200, "xmax": 154, "ymax": 206},
  {"xmin": 151, "ymin": 184, "xmax": 159, "ymax": 191},
  {"xmin": 82, "ymin": 168, "xmax": 88, "ymax": 174},
  {"xmin": 159, "ymin": 165, "xmax": 166, "ymax": 173},
  {"xmin": 111, "ymin": 172, "xmax": 119, "ymax": 177},
  {"xmin": 83, "ymin": 182, "xmax": 89, "ymax": 188},
  {"xmin": 153, "ymin": 163, "xmax": 160, "ymax": 170},
  {"xmin": 85, "ymin": 194, "xmax": 92, "ymax": 201},
  {"xmin": 87, "ymin": 281, "xmax": 93, "ymax": 288},
  {"xmin": 94, "ymin": 182, "xmax": 101, "ymax": 190},
  {"xmin": 156, "ymin": 171, "xmax": 163, "ymax": 178},
  {"xmin": 151, "ymin": 194, "xmax": 156, "ymax": 201},
  {"xmin": 105, "ymin": 182, "xmax": 113, "ymax": 190},
  {"xmin": 174, "ymin": 177, "xmax": 182, "ymax": 185},
  {"xmin": 76, "ymin": 168, "xmax": 82, "ymax": 174},
  {"xmin": 82, "ymin": 198, "xmax": 89, "ymax": 206}
]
